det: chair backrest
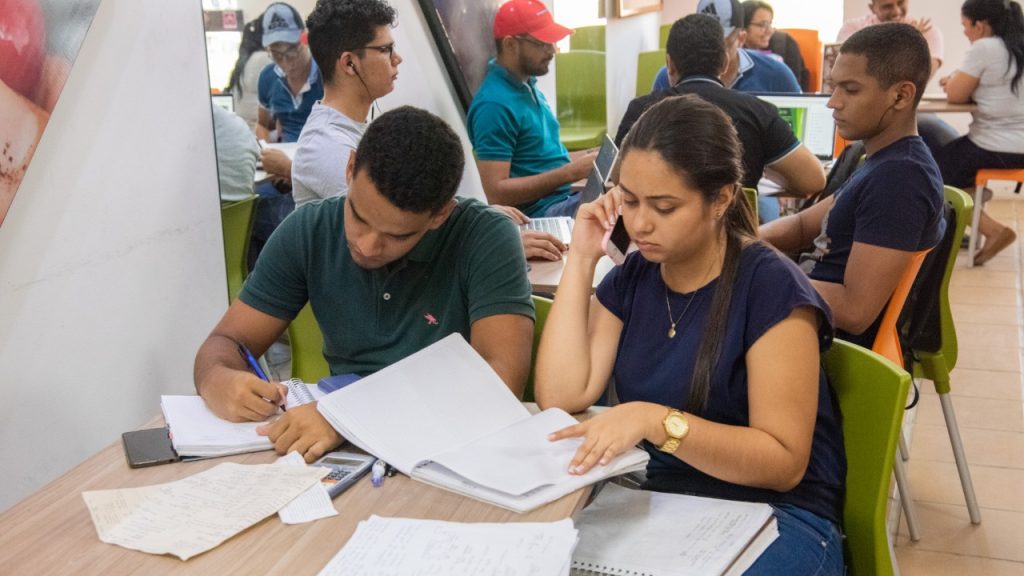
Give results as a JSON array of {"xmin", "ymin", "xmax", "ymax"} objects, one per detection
[
  {"xmin": 899, "ymin": 186, "xmax": 973, "ymax": 372},
  {"xmin": 524, "ymin": 295, "xmax": 553, "ymax": 403},
  {"xmin": 871, "ymin": 249, "xmax": 930, "ymax": 366},
  {"xmin": 555, "ymin": 51, "xmax": 607, "ymax": 129},
  {"xmin": 221, "ymin": 195, "xmax": 258, "ymax": 302},
  {"xmin": 742, "ymin": 187, "xmax": 758, "ymax": 223},
  {"xmin": 570, "ymin": 25, "xmax": 605, "ymax": 52},
  {"xmin": 779, "ymin": 28, "xmax": 822, "ymax": 93},
  {"xmin": 287, "ymin": 302, "xmax": 330, "ymax": 383},
  {"xmin": 659, "ymin": 23, "xmax": 671, "ymax": 49},
  {"xmin": 636, "ymin": 50, "xmax": 665, "ymax": 97},
  {"xmin": 824, "ymin": 339, "xmax": 910, "ymax": 576}
]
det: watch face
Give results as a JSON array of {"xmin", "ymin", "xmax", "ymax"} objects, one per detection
[{"xmin": 666, "ymin": 413, "xmax": 688, "ymax": 437}]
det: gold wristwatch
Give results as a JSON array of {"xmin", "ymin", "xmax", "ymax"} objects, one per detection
[{"xmin": 658, "ymin": 409, "xmax": 689, "ymax": 453}]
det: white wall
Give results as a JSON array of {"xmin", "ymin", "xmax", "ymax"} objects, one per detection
[
  {"xmin": 604, "ymin": 9, "xmax": 660, "ymax": 138},
  {"xmin": 0, "ymin": 0, "xmax": 227, "ymax": 512}
]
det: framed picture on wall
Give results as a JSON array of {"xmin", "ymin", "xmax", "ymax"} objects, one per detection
[
  {"xmin": 614, "ymin": 0, "xmax": 662, "ymax": 18},
  {"xmin": 416, "ymin": 0, "xmax": 507, "ymax": 114}
]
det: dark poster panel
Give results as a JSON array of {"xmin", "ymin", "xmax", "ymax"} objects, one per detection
[
  {"xmin": 416, "ymin": 0, "xmax": 506, "ymax": 113},
  {"xmin": 0, "ymin": 0, "xmax": 103, "ymax": 227}
]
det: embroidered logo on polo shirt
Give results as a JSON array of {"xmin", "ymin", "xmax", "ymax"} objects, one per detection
[{"xmin": 424, "ymin": 313, "xmax": 439, "ymax": 326}]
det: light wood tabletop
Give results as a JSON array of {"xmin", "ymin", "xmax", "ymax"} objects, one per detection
[
  {"xmin": 529, "ymin": 254, "xmax": 616, "ymax": 294},
  {"xmin": 0, "ymin": 421, "xmax": 592, "ymax": 575}
]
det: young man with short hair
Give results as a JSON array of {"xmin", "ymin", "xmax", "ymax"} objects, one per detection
[
  {"xmin": 257, "ymin": 2, "xmax": 323, "ymax": 143},
  {"xmin": 761, "ymin": 23, "xmax": 945, "ymax": 347},
  {"xmin": 291, "ymin": 0, "xmax": 400, "ymax": 207},
  {"xmin": 195, "ymin": 107, "xmax": 535, "ymax": 463},
  {"xmin": 617, "ymin": 14, "xmax": 824, "ymax": 199},
  {"xmin": 467, "ymin": 0, "xmax": 597, "ymax": 218},
  {"xmin": 837, "ymin": 0, "xmax": 944, "ymax": 76}
]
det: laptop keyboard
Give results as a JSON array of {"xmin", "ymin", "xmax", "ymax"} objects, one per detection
[{"xmin": 521, "ymin": 217, "xmax": 573, "ymax": 244}]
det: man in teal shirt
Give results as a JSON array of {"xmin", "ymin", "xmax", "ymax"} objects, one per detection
[
  {"xmin": 195, "ymin": 106, "xmax": 535, "ymax": 462},
  {"xmin": 467, "ymin": 0, "xmax": 596, "ymax": 218}
]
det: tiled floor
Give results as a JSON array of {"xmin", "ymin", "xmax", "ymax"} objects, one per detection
[{"xmin": 893, "ymin": 190, "xmax": 1024, "ymax": 575}]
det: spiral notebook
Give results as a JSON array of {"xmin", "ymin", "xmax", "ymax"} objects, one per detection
[{"xmin": 570, "ymin": 484, "xmax": 777, "ymax": 576}]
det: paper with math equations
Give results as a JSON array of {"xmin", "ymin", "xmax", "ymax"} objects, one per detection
[
  {"xmin": 81, "ymin": 462, "xmax": 328, "ymax": 560},
  {"xmin": 317, "ymin": 515, "xmax": 579, "ymax": 576}
]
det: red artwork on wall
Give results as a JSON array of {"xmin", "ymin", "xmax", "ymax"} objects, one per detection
[{"xmin": 0, "ymin": 0, "xmax": 102, "ymax": 226}]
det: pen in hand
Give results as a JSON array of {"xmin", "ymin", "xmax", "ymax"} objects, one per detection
[{"xmin": 237, "ymin": 342, "xmax": 286, "ymax": 411}]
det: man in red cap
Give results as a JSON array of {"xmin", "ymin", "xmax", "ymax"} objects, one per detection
[{"xmin": 467, "ymin": 0, "xmax": 598, "ymax": 219}]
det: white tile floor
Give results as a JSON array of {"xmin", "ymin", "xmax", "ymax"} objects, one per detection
[{"xmin": 892, "ymin": 187, "xmax": 1024, "ymax": 575}]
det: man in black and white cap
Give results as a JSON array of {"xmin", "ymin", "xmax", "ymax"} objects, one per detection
[{"xmin": 256, "ymin": 2, "xmax": 323, "ymax": 143}]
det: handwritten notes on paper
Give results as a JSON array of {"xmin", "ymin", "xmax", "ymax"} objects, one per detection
[
  {"xmin": 275, "ymin": 452, "xmax": 338, "ymax": 524},
  {"xmin": 318, "ymin": 516, "xmax": 578, "ymax": 576},
  {"xmin": 82, "ymin": 462, "xmax": 328, "ymax": 560}
]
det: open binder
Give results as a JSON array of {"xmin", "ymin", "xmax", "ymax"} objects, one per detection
[{"xmin": 317, "ymin": 334, "xmax": 649, "ymax": 513}]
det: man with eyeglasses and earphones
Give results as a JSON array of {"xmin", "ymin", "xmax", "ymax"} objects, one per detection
[
  {"xmin": 468, "ymin": 0, "xmax": 598, "ymax": 221},
  {"xmin": 290, "ymin": 0, "xmax": 401, "ymax": 208}
]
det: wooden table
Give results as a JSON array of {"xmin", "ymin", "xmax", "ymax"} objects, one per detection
[
  {"xmin": 918, "ymin": 98, "xmax": 977, "ymax": 114},
  {"xmin": 529, "ymin": 255, "xmax": 616, "ymax": 293},
  {"xmin": 0, "ymin": 423, "xmax": 591, "ymax": 575}
]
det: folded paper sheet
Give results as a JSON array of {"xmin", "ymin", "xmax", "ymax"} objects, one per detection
[{"xmin": 82, "ymin": 462, "xmax": 327, "ymax": 560}]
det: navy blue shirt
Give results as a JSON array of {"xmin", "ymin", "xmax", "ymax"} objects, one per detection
[
  {"xmin": 596, "ymin": 243, "xmax": 846, "ymax": 525},
  {"xmin": 800, "ymin": 136, "xmax": 945, "ymax": 346},
  {"xmin": 257, "ymin": 60, "xmax": 323, "ymax": 143}
]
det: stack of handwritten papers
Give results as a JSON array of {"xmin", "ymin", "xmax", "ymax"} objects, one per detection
[
  {"xmin": 318, "ymin": 515, "xmax": 579, "ymax": 576},
  {"xmin": 570, "ymin": 484, "xmax": 778, "ymax": 576},
  {"xmin": 82, "ymin": 462, "xmax": 328, "ymax": 560}
]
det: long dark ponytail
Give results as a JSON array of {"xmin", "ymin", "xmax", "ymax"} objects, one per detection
[
  {"xmin": 620, "ymin": 94, "xmax": 756, "ymax": 413},
  {"xmin": 225, "ymin": 16, "xmax": 265, "ymax": 97},
  {"xmin": 963, "ymin": 0, "xmax": 1024, "ymax": 94}
]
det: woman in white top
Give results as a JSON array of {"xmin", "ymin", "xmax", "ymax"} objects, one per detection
[{"xmin": 935, "ymin": 0, "xmax": 1024, "ymax": 264}]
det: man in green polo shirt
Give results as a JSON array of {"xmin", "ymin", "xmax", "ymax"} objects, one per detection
[{"xmin": 195, "ymin": 106, "xmax": 535, "ymax": 462}]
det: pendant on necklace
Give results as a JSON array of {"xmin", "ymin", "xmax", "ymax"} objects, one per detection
[{"xmin": 668, "ymin": 325, "xmax": 677, "ymax": 339}]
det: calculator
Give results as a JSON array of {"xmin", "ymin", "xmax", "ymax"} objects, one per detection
[{"xmin": 312, "ymin": 451, "xmax": 377, "ymax": 498}]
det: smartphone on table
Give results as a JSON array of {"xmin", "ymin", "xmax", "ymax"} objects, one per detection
[{"xmin": 122, "ymin": 427, "xmax": 180, "ymax": 468}]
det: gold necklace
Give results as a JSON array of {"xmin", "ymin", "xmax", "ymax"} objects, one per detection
[{"xmin": 664, "ymin": 286, "xmax": 699, "ymax": 339}]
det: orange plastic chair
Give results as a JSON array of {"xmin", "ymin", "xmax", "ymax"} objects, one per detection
[
  {"xmin": 869, "ymin": 248, "xmax": 929, "ymax": 543},
  {"xmin": 779, "ymin": 28, "xmax": 822, "ymax": 93},
  {"xmin": 968, "ymin": 168, "xmax": 1024, "ymax": 266}
]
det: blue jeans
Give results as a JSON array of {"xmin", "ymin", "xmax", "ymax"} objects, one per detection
[
  {"xmin": 758, "ymin": 195, "xmax": 781, "ymax": 223},
  {"xmin": 539, "ymin": 192, "xmax": 582, "ymax": 218},
  {"xmin": 744, "ymin": 504, "xmax": 844, "ymax": 576}
]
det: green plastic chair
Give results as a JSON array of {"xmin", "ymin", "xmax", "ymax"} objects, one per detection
[
  {"xmin": 742, "ymin": 187, "xmax": 758, "ymax": 223},
  {"xmin": 570, "ymin": 25, "xmax": 605, "ymax": 52},
  {"xmin": 823, "ymin": 339, "xmax": 911, "ymax": 576},
  {"xmin": 901, "ymin": 186, "xmax": 981, "ymax": 524},
  {"xmin": 636, "ymin": 50, "xmax": 666, "ymax": 97},
  {"xmin": 221, "ymin": 195, "xmax": 258, "ymax": 302},
  {"xmin": 287, "ymin": 303, "xmax": 330, "ymax": 383},
  {"xmin": 555, "ymin": 51, "xmax": 607, "ymax": 151},
  {"xmin": 523, "ymin": 295, "xmax": 553, "ymax": 403},
  {"xmin": 659, "ymin": 23, "xmax": 671, "ymax": 49}
]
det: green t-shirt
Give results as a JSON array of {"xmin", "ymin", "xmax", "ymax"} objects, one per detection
[{"xmin": 240, "ymin": 196, "xmax": 534, "ymax": 376}]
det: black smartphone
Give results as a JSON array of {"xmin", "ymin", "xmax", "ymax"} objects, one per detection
[
  {"xmin": 122, "ymin": 427, "xmax": 181, "ymax": 468},
  {"xmin": 602, "ymin": 215, "xmax": 631, "ymax": 265}
]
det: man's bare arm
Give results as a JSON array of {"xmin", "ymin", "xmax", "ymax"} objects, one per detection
[
  {"xmin": 476, "ymin": 151, "xmax": 596, "ymax": 207},
  {"xmin": 470, "ymin": 313, "xmax": 535, "ymax": 399},
  {"xmin": 764, "ymin": 146, "xmax": 827, "ymax": 198},
  {"xmin": 760, "ymin": 195, "xmax": 833, "ymax": 254}
]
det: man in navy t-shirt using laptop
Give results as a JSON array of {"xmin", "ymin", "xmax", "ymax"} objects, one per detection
[{"xmin": 761, "ymin": 23, "xmax": 945, "ymax": 348}]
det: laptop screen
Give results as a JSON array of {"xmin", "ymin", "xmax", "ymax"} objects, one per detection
[
  {"xmin": 211, "ymin": 93, "xmax": 234, "ymax": 113},
  {"xmin": 754, "ymin": 94, "xmax": 836, "ymax": 161},
  {"xmin": 594, "ymin": 134, "xmax": 619, "ymax": 182}
]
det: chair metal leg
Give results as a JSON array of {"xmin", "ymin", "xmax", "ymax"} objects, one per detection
[
  {"xmin": 939, "ymin": 392, "xmax": 982, "ymax": 524},
  {"xmin": 893, "ymin": 444, "xmax": 921, "ymax": 541},
  {"xmin": 967, "ymin": 184, "xmax": 985, "ymax": 267},
  {"xmin": 898, "ymin": 431, "xmax": 910, "ymax": 461}
]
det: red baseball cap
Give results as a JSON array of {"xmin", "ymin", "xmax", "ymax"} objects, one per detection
[{"xmin": 493, "ymin": 0, "xmax": 573, "ymax": 44}]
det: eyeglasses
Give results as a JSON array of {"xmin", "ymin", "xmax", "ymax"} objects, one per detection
[
  {"xmin": 515, "ymin": 35, "xmax": 555, "ymax": 51},
  {"xmin": 269, "ymin": 44, "xmax": 302, "ymax": 62},
  {"xmin": 748, "ymin": 20, "xmax": 774, "ymax": 31},
  {"xmin": 358, "ymin": 43, "xmax": 397, "ymax": 57}
]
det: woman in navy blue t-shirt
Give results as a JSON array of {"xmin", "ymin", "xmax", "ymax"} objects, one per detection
[{"xmin": 535, "ymin": 95, "xmax": 846, "ymax": 575}]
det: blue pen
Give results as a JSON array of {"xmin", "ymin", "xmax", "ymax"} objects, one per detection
[{"xmin": 237, "ymin": 342, "xmax": 284, "ymax": 410}]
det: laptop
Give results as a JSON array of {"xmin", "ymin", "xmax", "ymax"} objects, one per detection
[
  {"xmin": 754, "ymin": 93, "xmax": 837, "ymax": 162},
  {"xmin": 211, "ymin": 93, "xmax": 234, "ymax": 113},
  {"xmin": 593, "ymin": 133, "xmax": 619, "ymax": 184}
]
